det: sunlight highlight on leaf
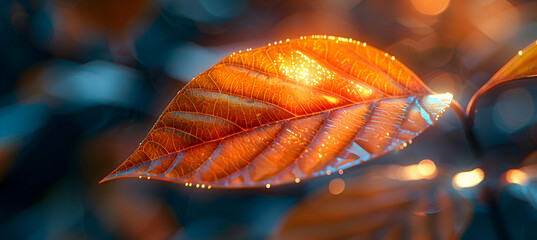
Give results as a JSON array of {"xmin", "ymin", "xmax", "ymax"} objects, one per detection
[{"xmin": 100, "ymin": 35, "xmax": 452, "ymax": 188}]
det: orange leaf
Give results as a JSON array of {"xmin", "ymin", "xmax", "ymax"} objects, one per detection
[
  {"xmin": 274, "ymin": 164, "xmax": 472, "ymax": 240},
  {"xmin": 466, "ymin": 40, "xmax": 537, "ymax": 125},
  {"xmin": 100, "ymin": 35, "xmax": 452, "ymax": 187}
]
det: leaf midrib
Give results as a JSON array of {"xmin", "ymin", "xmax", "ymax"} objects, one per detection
[{"xmin": 123, "ymin": 44, "xmax": 433, "ymax": 176}]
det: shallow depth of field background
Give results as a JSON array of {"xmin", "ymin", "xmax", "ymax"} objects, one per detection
[{"xmin": 2, "ymin": 0, "xmax": 537, "ymax": 239}]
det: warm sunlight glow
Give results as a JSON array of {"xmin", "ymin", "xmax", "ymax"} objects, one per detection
[
  {"xmin": 323, "ymin": 95, "xmax": 339, "ymax": 104},
  {"xmin": 402, "ymin": 165, "xmax": 421, "ymax": 180},
  {"xmin": 411, "ymin": 0, "xmax": 450, "ymax": 16},
  {"xmin": 418, "ymin": 159, "xmax": 437, "ymax": 178},
  {"xmin": 453, "ymin": 168, "xmax": 484, "ymax": 188},
  {"xmin": 329, "ymin": 178, "xmax": 345, "ymax": 195},
  {"xmin": 277, "ymin": 50, "xmax": 334, "ymax": 87},
  {"xmin": 505, "ymin": 169, "xmax": 528, "ymax": 185},
  {"xmin": 388, "ymin": 160, "xmax": 437, "ymax": 181}
]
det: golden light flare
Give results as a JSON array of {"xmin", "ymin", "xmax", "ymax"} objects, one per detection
[
  {"xmin": 401, "ymin": 165, "xmax": 421, "ymax": 180},
  {"xmin": 411, "ymin": 0, "xmax": 450, "ymax": 16},
  {"xmin": 323, "ymin": 95, "xmax": 339, "ymax": 104},
  {"xmin": 427, "ymin": 72, "xmax": 460, "ymax": 97},
  {"xmin": 388, "ymin": 160, "xmax": 437, "ymax": 181},
  {"xmin": 277, "ymin": 50, "xmax": 333, "ymax": 87},
  {"xmin": 505, "ymin": 169, "xmax": 528, "ymax": 185},
  {"xmin": 452, "ymin": 168, "xmax": 484, "ymax": 188},
  {"xmin": 417, "ymin": 159, "xmax": 437, "ymax": 178},
  {"xmin": 329, "ymin": 178, "xmax": 345, "ymax": 195}
]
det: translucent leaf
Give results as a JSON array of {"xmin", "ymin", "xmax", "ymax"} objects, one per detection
[
  {"xmin": 467, "ymin": 40, "xmax": 537, "ymax": 124},
  {"xmin": 274, "ymin": 164, "xmax": 472, "ymax": 240},
  {"xmin": 100, "ymin": 36, "xmax": 452, "ymax": 187}
]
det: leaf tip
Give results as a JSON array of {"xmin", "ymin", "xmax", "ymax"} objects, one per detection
[
  {"xmin": 427, "ymin": 92, "xmax": 453, "ymax": 111},
  {"xmin": 433, "ymin": 92, "xmax": 453, "ymax": 104},
  {"xmin": 99, "ymin": 173, "xmax": 114, "ymax": 184},
  {"xmin": 99, "ymin": 169, "xmax": 129, "ymax": 184}
]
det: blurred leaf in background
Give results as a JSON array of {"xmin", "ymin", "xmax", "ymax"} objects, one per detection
[{"xmin": 275, "ymin": 161, "xmax": 472, "ymax": 240}]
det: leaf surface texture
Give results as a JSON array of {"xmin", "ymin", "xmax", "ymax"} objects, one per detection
[{"xmin": 101, "ymin": 36, "xmax": 452, "ymax": 187}]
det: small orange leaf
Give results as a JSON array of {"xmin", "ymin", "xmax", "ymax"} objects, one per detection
[
  {"xmin": 467, "ymin": 40, "xmax": 537, "ymax": 125},
  {"xmin": 100, "ymin": 36, "xmax": 452, "ymax": 187},
  {"xmin": 274, "ymin": 165, "xmax": 472, "ymax": 240}
]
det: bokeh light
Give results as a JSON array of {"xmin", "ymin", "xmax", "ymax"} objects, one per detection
[
  {"xmin": 453, "ymin": 168, "xmax": 485, "ymax": 188},
  {"xmin": 505, "ymin": 169, "xmax": 528, "ymax": 185},
  {"xmin": 493, "ymin": 88, "xmax": 534, "ymax": 133},
  {"xmin": 410, "ymin": 0, "xmax": 450, "ymax": 16},
  {"xmin": 329, "ymin": 178, "xmax": 345, "ymax": 195},
  {"xmin": 388, "ymin": 160, "xmax": 437, "ymax": 181},
  {"xmin": 426, "ymin": 71, "xmax": 461, "ymax": 98},
  {"xmin": 417, "ymin": 159, "xmax": 437, "ymax": 178}
]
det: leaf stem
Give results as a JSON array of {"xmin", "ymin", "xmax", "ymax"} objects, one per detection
[
  {"xmin": 451, "ymin": 100, "xmax": 483, "ymax": 158},
  {"xmin": 450, "ymin": 100, "xmax": 468, "ymax": 133}
]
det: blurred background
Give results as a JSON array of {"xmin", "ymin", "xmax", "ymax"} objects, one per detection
[{"xmin": 2, "ymin": 0, "xmax": 537, "ymax": 239}]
